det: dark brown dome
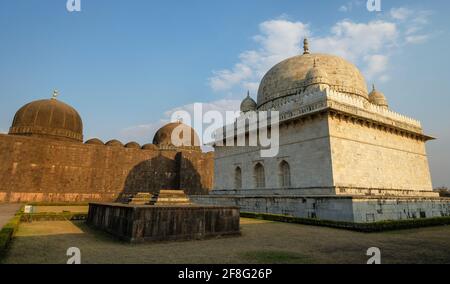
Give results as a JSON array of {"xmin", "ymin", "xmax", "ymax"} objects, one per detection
[
  {"xmin": 125, "ymin": 141, "xmax": 141, "ymax": 149},
  {"xmin": 85, "ymin": 138, "xmax": 104, "ymax": 145},
  {"xmin": 152, "ymin": 122, "xmax": 200, "ymax": 149},
  {"xmin": 105, "ymin": 139, "xmax": 123, "ymax": 147},
  {"xmin": 142, "ymin": 143, "xmax": 158, "ymax": 150},
  {"xmin": 9, "ymin": 98, "xmax": 83, "ymax": 142}
]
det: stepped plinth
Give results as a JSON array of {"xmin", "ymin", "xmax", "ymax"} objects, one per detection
[
  {"xmin": 151, "ymin": 190, "xmax": 191, "ymax": 205},
  {"xmin": 127, "ymin": 190, "xmax": 191, "ymax": 205},
  {"xmin": 128, "ymin": 192, "xmax": 153, "ymax": 205},
  {"xmin": 88, "ymin": 189, "xmax": 240, "ymax": 242}
]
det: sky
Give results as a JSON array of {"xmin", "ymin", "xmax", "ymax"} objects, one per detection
[{"xmin": 0, "ymin": 0, "xmax": 449, "ymax": 187}]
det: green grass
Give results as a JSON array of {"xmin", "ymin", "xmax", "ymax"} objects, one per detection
[
  {"xmin": 0, "ymin": 206, "xmax": 24, "ymax": 256},
  {"xmin": 20, "ymin": 212, "xmax": 88, "ymax": 222},
  {"xmin": 240, "ymin": 212, "xmax": 450, "ymax": 232}
]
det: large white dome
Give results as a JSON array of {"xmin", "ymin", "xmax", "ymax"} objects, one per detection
[{"xmin": 257, "ymin": 53, "xmax": 369, "ymax": 109}]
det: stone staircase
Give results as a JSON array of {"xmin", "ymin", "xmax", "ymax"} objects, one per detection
[{"xmin": 128, "ymin": 190, "xmax": 191, "ymax": 205}]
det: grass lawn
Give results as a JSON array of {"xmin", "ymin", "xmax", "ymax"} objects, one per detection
[{"xmin": 1, "ymin": 217, "xmax": 450, "ymax": 264}]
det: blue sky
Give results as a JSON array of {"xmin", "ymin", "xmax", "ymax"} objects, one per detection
[{"xmin": 0, "ymin": 0, "xmax": 449, "ymax": 187}]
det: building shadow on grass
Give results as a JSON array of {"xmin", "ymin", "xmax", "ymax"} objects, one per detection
[{"xmin": 116, "ymin": 153, "xmax": 206, "ymax": 203}]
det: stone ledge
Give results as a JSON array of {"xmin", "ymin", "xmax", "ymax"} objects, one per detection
[
  {"xmin": 207, "ymin": 186, "xmax": 440, "ymax": 198},
  {"xmin": 192, "ymin": 194, "xmax": 450, "ymax": 201},
  {"xmin": 92, "ymin": 202, "xmax": 239, "ymax": 209}
]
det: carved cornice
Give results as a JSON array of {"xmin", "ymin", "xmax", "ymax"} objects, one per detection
[
  {"xmin": 267, "ymin": 88, "xmax": 433, "ymax": 141},
  {"xmin": 215, "ymin": 87, "xmax": 434, "ymax": 144}
]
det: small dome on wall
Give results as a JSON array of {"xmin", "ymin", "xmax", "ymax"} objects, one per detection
[
  {"xmin": 125, "ymin": 141, "xmax": 141, "ymax": 149},
  {"xmin": 152, "ymin": 121, "xmax": 200, "ymax": 150},
  {"xmin": 142, "ymin": 143, "xmax": 158, "ymax": 150},
  {"xmin": 85, "ymin": 138, "xmax": 104, "ymax": 145},
  {"xmin": 105, "ymin": 139, "xmax": 124, "ymax": 147}
]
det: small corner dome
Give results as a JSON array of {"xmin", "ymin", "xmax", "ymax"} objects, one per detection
[
  {"xmin": 85, "ymin": 138, "xmax": 104, "ymax": 145},
  {"xmin": 369, "ymin": 85, "xmax": 388, "ymax": 108},
  {"xmin": 305, "ymin": 61, "xmax": 329, "ymax": 86},
  {"xmin": 152, "ymin": 121, "xmax": 200, "ymax": 149},
  {"xmin": 240, "ymin": 92, "xmax": 257, "ymax": 113},
  {"xmin": 9, "ymin": 93, "xmax": 83, "ymax": 142},
  {"xmin": 105, "ymin": 139, "xmax": 124, "ymax": 147}
]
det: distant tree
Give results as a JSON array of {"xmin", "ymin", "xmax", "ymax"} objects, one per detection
[{"xmin": 434, "ymin": 187, "xmax": 450, "ymax": 197}]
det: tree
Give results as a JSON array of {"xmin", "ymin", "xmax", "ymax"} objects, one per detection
[{"xmin": 434, "ymin": 187, "xmax": 450, "ymax": 197}]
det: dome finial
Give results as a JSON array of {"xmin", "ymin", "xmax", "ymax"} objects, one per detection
[
  {"xmin": 303, "ymin": 38, "xmax": 310, "ymax": 55},
  {"xmin": 372, "ymin": 84, "xmax": 376, "ymax": 92},
  {"xmin": 52, "ymin": 90, "xmax": 59, "ymax": 100},
  {"xmin": 247, "ymin": 90, "xmax": 250, "ymax": 97}
]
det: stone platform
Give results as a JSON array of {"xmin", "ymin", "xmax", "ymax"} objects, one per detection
[
  {"xmin": 191, "ymin": 195, "xmax": 450, "ymax": 223},
  {"xmin": 86, "ymin": 203, "xmax": 240, "ymax": 242}
]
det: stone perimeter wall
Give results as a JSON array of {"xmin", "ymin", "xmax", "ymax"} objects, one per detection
[{"xmin": 0, "ymin": 134, "xmax": 214, "ymax": 203}]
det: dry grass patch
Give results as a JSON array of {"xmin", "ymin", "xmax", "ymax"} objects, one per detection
[
  {"xmin": 2, "ymin": 218, "xmax": 450, "ymax": 264},
  {"xmin": 33, "ymin": 206, "xmax": 88, "ymax": 213},
  {"xmin": 16, "ymin": 221, "xmax": 84, "ymax": 237}
]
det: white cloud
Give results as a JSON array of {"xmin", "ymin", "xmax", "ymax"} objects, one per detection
[
  {"xmin": 363, "ymin": 54, "xmax": 389, "ymax": 82},
  {"xmin": 208, "ymin": 19, "xmax": 309, "ymax": 93},
  {"xmin": 312, "ymin": 20, "xmax": 397, "ymax": 62},
  {"xmin": 242, "ymin": 82, "xmax": 260, "ymax": 94},
  {"xmin": 310, "ymin": 20, "xmax": 398, "ymax": 82},
  {"xmin": 339, "ymin": 5, "xmax": 349, "ymax": 13},
  {"xmin": 208, "ymin": 7, "xmax": 432, "ymax": 94},
  {"xmin": 405, "ymin": 34, "xmax": 429, "ymax": 44},
  {"xmin": 390, "ymin": 7, "xmax": 413, "ymax": 21},
  {"xmin": 209, "ymin": 64, "xmax": 252, "ymax": 92}
]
